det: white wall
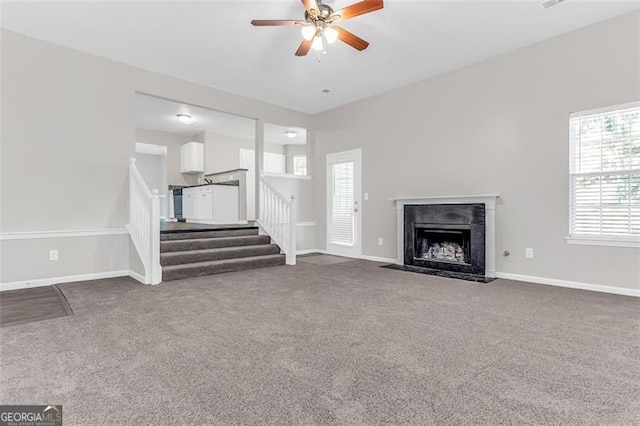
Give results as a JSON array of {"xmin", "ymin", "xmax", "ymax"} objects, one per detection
[
  {"xmin": 136, "ymin": 128, "xmax": 195, "ymax": 186},
  {"xmin": 134, "ymin": 151, "xmax": 167, "ymax": 217},
  {"xmin": 204, "ymin": 132, "xmax": 254, "ymax": 174},
  {"xmin": 313, "ymin": 12, "xmax": 640, "ymax": 291},
  {"xmin": 0, "ymin": 29, "xmax": 312, "ymax": 286},
  {"xmin": 285, "ymin": 144, "xmax": 307, "ymax": 175}
]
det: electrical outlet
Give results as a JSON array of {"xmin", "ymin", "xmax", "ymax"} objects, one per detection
[
  {"xmin": 49, "ymin": 249, "xmax": 59, "ymax": 261},
  {"xmin": 364, "ymin": 193, "xmax": 369, "ymax": 200},
  {"xmin": 525, "ymin": 248, "xmax": 534, "ymax": 259},
  {"xmin": 378, "ymin": 238, "xmax": 383, "ymax": 246}
]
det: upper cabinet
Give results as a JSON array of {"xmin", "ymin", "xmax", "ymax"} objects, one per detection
[{"xmin": 180, "ymin": 142, "xmax": 204, "ymax": 174}]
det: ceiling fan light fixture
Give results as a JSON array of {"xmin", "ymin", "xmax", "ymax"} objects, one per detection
[
  {"xmin": 176, "ymin": 113, "xmax": 194, "ymax": 125},
  {"xmin": 285, "ymin": 130, "xmax": 298, "ymax": 138},
  {"xmin": 311, "ymin": 35, "xmax": 324, "ymax": 51},
  {"xmin": 301, "ymin": 25, "xmax": 316, "ymax": 41},
  {"xmin": 324, "ymin": 26, "xmax": 338, "ymax": 44}
]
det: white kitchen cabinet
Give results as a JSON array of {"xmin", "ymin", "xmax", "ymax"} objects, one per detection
[
  {"xmin": 180, "ymin": 142, "xmax": 204, "ymax": 174},
  {"xmin": 182, "ymin": 185, "xmax": 239, "ymax": 223},
  {"xmin": 211, "ymin": 185, "xmax": 239, "ymax": 223}
]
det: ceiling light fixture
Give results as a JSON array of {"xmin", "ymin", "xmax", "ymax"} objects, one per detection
[
  {"xmin": 285, "ymin": 130, "xmax": 298, "ymax": 138},
  {"xmin": 176, "ymin": 113, "xmax": 194, "ymax": 125},
  {"xmin": 252, "ymin": 0, "xmax": 382, "ymax": 56},
  {"xmin": 311, "ymin": 35, "xmax": 324, "ymax": 51},
  {"xmin": 539, "ymin": 0, "xmax": 568, "ymax": 10},
  {"xmin": 301, "ymin": 25, "xmax": 316, "ymax": 41},
  {"xmin": 324, "ymin": 26, "xmax": 338, "ymax": 44},
  {"xmin": 302, "ymin": 24, "xmax": 338, "ymax": 47}
]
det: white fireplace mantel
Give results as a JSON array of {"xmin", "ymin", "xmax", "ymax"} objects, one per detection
[{"xmin": 391, "ymin": 195, "xmax": 500, "ymax": 277}]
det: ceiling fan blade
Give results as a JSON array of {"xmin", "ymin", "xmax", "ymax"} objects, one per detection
[
  {"xmin": 251, "ymin": 20, "xmax": 303, "ymax": 26},
  {"xmin": 334, "ymin": 27, "xmax": 369, "ymax": 51},
  {"xmin": 301, "ymin": 0, "xmax": 320, "ymax": 15},
  {"xmin": 333, "ymin": 0, "xmax": 383, "ymax": 21},
  {"xmin": 295, "ymin": 39, "xmax": 313, "ymax": 56}
]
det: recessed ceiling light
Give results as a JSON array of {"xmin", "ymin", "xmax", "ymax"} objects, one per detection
[
  {"xmin": 176, "ymin": 113, "xmax": 194, "ymax": 125},
  {"xmin": 539, "ymin": 0, "xmax": 569, "ymax": 10},
  {"xmin": 285, "ymin": 130, "xmax": 297, "ymax": 138},
  {"xmin": 321, "ymin": 88, "xmax": 332, "ymax": 94}
]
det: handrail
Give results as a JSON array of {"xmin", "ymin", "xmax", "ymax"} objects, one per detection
[
  {"xmin": 258, "ymin": 177, "xmax": 297, "ymax": 265},
  {"xmin": 128, "ymin": 158, "xmax": 161, "ymax": 284}
]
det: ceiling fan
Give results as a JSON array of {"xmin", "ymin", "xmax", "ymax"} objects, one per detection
[{"xmin": 251, "ymin": 0, "xmax": 384, "ymax": 56}]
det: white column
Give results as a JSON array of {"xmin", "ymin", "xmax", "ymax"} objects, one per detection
[
  {"xmin": 255, "ymin": 119, "xmax": 264, "ymax": 221},
  {"xmin": 396, "ymin": 203, "xmax": 404, "ymax": 265}
]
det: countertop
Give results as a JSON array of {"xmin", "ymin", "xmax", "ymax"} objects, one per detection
[
  {"xmin": 169, "ymin": 180, "xmax": 239, "ymax": 191},
  {"xmin": 205, "ymin": 168, "xmax": 248, "ymax": 177}
]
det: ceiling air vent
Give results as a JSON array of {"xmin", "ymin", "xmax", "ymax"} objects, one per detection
[{"xmin": 539, "ymin": 0, "xmax": 569, "ymax": 10}]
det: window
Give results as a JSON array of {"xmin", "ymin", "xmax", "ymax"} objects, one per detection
[
  {"xmin": 293, "ymin": 155, "xmax": 307, "ymax": 176},
  {"xmin": 331, "ymin": 161, "xmax": 355, "ymax": 246},
  {"xmin": 568, "ymin": 102, "xmax": 640, "ymax": 247}
]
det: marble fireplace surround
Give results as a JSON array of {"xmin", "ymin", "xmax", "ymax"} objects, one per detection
[{"xmin": 391, "ymin": 195, "xmax": 499, "ymax": 278}]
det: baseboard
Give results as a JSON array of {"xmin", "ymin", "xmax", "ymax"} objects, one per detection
[
  {"xmin": 295, "ymin": 249, "xmax": 395, "ymax": 263},
  {"xmin": 296, "ymin": 249, "xmax": 327, "ymax": 255},
  {"xmin": 360, "ymin": 254, "xmax": 398, "ymax": 263},
  {"xmin": 1, "ymin": 270, "xmax": 130, "ymax": 292},
  {"xmin": 128, "ymin": 270, "xmax": 147, "ymax": 284},
  {"xmin": 495, "ymin": 272, "xmax": 640, "ymax": 298}
]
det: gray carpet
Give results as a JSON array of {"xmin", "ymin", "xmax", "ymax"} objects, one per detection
[{"xmin": 1, "ymin": 259, "xmax": 639, "ymax": 425}]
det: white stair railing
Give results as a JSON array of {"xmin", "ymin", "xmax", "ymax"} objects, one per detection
[
  {"xmin": 128, "ymin": 158, "xmax": 161, "ymax": 284},
  {"xmin": 258, "ymin": 178, "xmax": 297, "ymax": 265}
]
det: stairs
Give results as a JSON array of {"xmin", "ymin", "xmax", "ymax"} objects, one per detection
[{"xmin": 160, "ymin": 227, "xmax": 285, "ymax": 281}]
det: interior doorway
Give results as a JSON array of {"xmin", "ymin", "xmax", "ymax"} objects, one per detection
[{"xmin": 326, "ymin": 149, "xmax": 362, "ymax": 258}]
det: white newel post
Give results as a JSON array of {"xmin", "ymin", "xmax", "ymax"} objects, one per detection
[
  {"xmin": 150, "ymin": 189, "xmax": 161, "ymax": 285},
  {"xmin": 287, "ymin": 195, "xmax": 297, "ymax": 265}
]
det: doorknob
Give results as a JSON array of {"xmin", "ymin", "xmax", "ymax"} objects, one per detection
[{"xmin": 354, "ymin": 208, "xmax": 359, "ymax": 212}]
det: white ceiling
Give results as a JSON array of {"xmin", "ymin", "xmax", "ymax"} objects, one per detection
[
  {"xmin": 135, "ymin": 93, "xmax": 307, "ymax": 145},
  {"xmin": 2, "ymin": 1, "xmax": 638, "ymax": 114}
]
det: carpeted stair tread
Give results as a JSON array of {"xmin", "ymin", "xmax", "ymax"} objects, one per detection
[
  {"xmin": 160, "ymin": 235, "xmax": 271, "ymax": 253},
  {"xmin": 160, "ymin": 228, "xmax": 258, "ymax": 241},
  {"xmin": 162, "ymin": 254, "xmax": 286, "ymax": 281},
  {"xmin": 160, "ymin": 244, "xmax": 281, "ymax": 266}
]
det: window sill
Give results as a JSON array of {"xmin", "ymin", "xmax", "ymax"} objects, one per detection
[
  {"xmin": 565, "ymin": 235, "xmax": 640, "ymax": 248},
  {"xmin": 262, "ymin": 172, "xmax": 312, "ymax": 180}
]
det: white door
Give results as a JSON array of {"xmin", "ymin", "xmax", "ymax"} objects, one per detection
[{"xmin": 326, "ymin": 149, "xmax": 362, "ymax": 258}]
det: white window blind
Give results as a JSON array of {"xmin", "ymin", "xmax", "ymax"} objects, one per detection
[
  {"xmin": 293, "ymin": 155, "xmax": 307, "ymax": 176},
  {"xmin": 569, "ymin": 102, "xmax": 640, "ymax": 238},
  {"xmin": 331, "ymin": 161, "xmax": 354, "ymax": 246}
]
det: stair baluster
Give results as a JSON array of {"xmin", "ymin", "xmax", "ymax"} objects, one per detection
[
  {"xmin": 258, "ymin": 178, "xmax": 297, "ymax": 265},
  {"xmin": 128, "ymin": 158, "xmax": 162, "ymax": 284}
]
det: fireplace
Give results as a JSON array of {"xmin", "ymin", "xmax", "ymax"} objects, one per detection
[{"xmin": 404, "ymin": 204, "xmax": 485, "ymax": 276}]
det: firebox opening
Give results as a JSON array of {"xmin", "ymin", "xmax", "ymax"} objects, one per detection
[{"xmin": 415, "ymin": 227, "xmax": 471, "ymax": 265}]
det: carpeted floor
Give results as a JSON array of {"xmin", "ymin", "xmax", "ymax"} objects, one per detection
[{"xmin": 1, "ymin": 259, "xmax": 638, "ymax": 425}]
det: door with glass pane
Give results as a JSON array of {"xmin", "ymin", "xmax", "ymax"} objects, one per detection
[{"xmin": 327, "ymin": 149, "xmax": 362, "ymax": 257}]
